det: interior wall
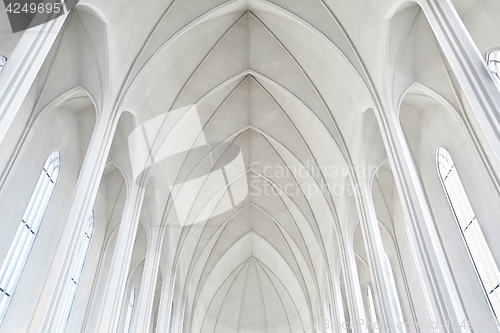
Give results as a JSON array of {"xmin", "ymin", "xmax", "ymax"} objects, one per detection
[
  {"xmin": 399, "ymin": 89, "xmax": 500, "ymax": 327},
  {"xmin": 2, "ymin": 0, "xmax": 500, "ymax": 332},
  {"xmin": 451, "ymin": 0, "xmax": 500, "ymax": 55},
  {"xmin": 0, "ymin": 102, "xmax": 93, "ymax": 332}
]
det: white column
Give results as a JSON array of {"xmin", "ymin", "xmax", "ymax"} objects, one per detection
[
  {"xmin": 130, "ymin": 226, "xmax": 164, "ymax": 333},
  {"xmin": 154, "ymin": 276, "xmax": 173, "ymax": 333},
  {"xmin": 0, "ymin": 15, "xmax": 67, "ymax": 145},
  {"xmin": 331, "ymin": 273, "xmax": 347, "ymax": 332},
  {"xmin": 419, "ymin": 0, "xmax": 500, "ymax": 162},
  {"xmin": 378, "ymin": 108, "xmax": 471, "ymax": 332},
  {"xmin": 354, "ymin": 185, "xmax": 402, "ymax": 332},
  {"xmin": 95, "ymin": 182, "xmax": 145, "ymax": 333},
  {"xmin": 26, "ymin": 108, "xmax": 120, "ymax": 332},
  {"xmin": 341, "ymin": 238, "xmax": 368, "ymax": 333}
]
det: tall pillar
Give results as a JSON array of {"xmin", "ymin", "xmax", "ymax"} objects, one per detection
[
  {"xmin": 419, "ymin": 0, "xmax": 500, "ymax": 163},
  {"xmin": 95, "ymin": 182, "xmax": 145, "ymax": 333},
  {"xmin": 154, "ymin": 276, "xmax": 173, "ymax": 333},
  {"xmin": 130, "ymin": 226, "xmax": 164, "ymax": 333},
  {"xmin": 377, "ymin": 107, "xmax": 471, "ymax": 332},
  {"xmin": 0, "ymin": 15, "xmax": 67, "ymax": 145},
  {"xmin": 331, "ymin": 272, "xmax": 347, "ymax": 332},
  {"xmin": 354, "ymin": 184, "xmax": 402, "ymax": 333},
  {"xmin": 341, "ymin": 238, "xmax": 368, "ymax": 333},
  {"xmin": 26, "ymin": 107, "xmax": 120, "ymax": 332}
]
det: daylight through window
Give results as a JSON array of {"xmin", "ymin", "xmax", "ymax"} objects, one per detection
[
  {"xmin": 55, "ymin": 211, "xmax": 94, "ymax": 333},
  {"xmin": 124, "ymin": 287, "xmax": 135, "ymax": 333},
  {"xmin": 487, "ymin": 49, "xmax": 500, "ymax": 86},
  {"xmin": 0, "ymin": 151, "xmax": 60, "ymax": 324},
  {"xmin": 0, "ymin": 56, "xmax": 6, "ymax": 73},
  {"xmin": 437, "ymin": 147, "xmax": 500, "ymax": 321}
]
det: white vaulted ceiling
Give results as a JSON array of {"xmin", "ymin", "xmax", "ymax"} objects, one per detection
[
  {"xmin": 2, "ymin": 0, "xmax": 499, "ymax": 330},
  {"xmin": 111, "ymin": 1, "xmax": 374, "ymax": 332},
  {"xmin": 24, "ymin": 0, "xmax": 465, "ymax": 331}
]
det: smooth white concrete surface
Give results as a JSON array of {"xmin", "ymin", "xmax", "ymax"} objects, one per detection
[{"xmin": 0, "ymin": 0, "xmax": 500, "ymax": 332}]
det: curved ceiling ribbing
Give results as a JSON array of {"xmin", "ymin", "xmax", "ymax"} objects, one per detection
[
  {"xmin": 200, "ymin": 257, "xmax": 303, "ymax": 333},
  {"xmin": 114, "ymin": 0, "xmax": 374, "ymax": 332}
]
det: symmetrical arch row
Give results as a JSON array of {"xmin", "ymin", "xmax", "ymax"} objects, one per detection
[{"xmin": 0, "ymin": 0, "xmax": 500, "ymax": 332}]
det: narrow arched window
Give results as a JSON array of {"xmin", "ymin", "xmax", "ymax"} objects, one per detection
[
  {"xmin": 55, "ymin": 211, "xmax": 94, "ymax": 333},
  {"xmin": 0, "ymin": 56, "xmax": 6, "ymax": 73},
  {"xmin": 0, "ymin": 151, "xmax": 61, "ymax": 324},
  {"xmin": 487, "ymin": 49, "xmax": 500, "ymax": 85},
  {"xmin": 367, "ymin": 285, "xmax": 380, "ymax": 333},
  {"xmin": 385, "ymin": 254, "xmax": 407, "ymax": 332},
  {"xmin": 437, "ymin": 147, "xmax": 500, "ymax": 319},
  {"xmin": 124, "ymin": 287, "xmax": 135, "ymax": 333}
]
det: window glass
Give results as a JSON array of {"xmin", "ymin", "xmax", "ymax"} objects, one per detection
[
  {"xmin": 487, "ymin": 50, "xmax": 500, "ymax": 86},
  {"xmin": 437, "ymin": 147, "xmax": 500, "ymax": 320},
  {"xmin": 0, "ymin": 151, "xmax": 60, "ymax": 324},
  {"xmin": 0, "ymin": 56, "xmax": 6, "ymax": 73},
  {"xmin": 124, "ymin": 287, "xmax": 135, "ymax": 333},
  {"xmin": 55, "ymin": 212, "xmax": 94, "ymax": 332}
]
